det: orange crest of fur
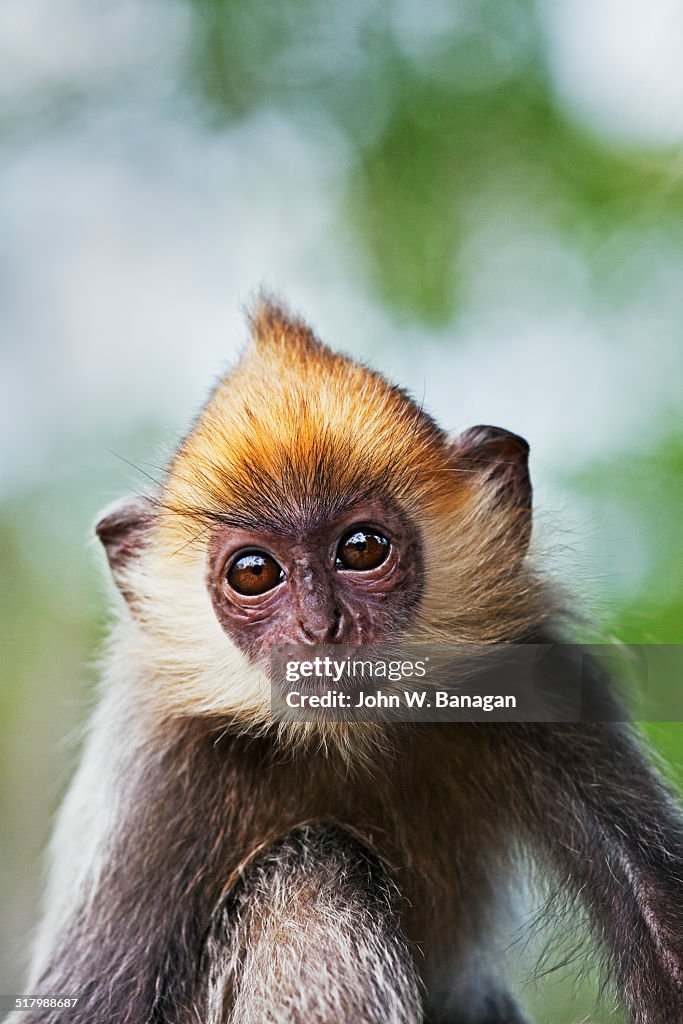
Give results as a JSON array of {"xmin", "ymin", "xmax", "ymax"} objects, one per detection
[{"xmin": 162, "ymin": 297, "xmax": 459, "ymax": 539}]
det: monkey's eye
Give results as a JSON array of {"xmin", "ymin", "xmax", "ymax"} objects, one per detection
[
  {"xmin": 336, "ymin": 528, "xmax": 390, "ymax": 571},
  {"xmin": 227, "ymin": 551, "xmax": 284, "ymax": 596}
]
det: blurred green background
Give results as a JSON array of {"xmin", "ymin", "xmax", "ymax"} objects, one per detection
[{"xmin": 1, "ymin": 0, "xmax": 682, "ymax": 1019}]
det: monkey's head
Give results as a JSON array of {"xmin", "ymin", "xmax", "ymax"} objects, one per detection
[{"xmin": 97, "ymin": 299, "xmax": 549, "ymax": 734}]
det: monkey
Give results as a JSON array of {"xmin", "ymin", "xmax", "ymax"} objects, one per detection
[{"xmin": 9, "ymin": 298, "xmax": 683, "ymax": 1024}]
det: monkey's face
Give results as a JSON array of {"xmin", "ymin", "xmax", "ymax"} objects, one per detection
[
  {"xmin": 97, "ymin": 301, "xmax": 546, "ymax": 731},
  {"xmin": 206, "ymin": 500, "xmax": 422, "ymax": 661}
]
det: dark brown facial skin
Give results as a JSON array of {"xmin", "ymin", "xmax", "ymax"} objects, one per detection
[{"xmin": 207, "ymin": 502, "xmax": 423, "ymax": 661}]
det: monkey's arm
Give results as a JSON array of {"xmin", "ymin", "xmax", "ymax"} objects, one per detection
[
  {"xmin": 196, "ymin": 824, "xmax": 422, "ymax": 1024},
  {"xmin": 491, "ymin": 718, "xmax": 683, "ymax": 1024},
  {"xmin": 11, "ymin": 698, "xmax": 226, "ymax": 1024}
]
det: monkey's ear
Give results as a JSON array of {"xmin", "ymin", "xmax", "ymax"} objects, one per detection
[
  {"xmin": 448, "ymin": 425, "xmax": 532, "ymax": 549},
  {"xmin": 95, "ymin": 496, "xmax": 156, "ymax": 598}
]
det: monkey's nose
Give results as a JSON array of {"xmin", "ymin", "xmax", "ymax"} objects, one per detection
[{"xmin": 297, "ymin": 608, "xmax": 342, "ymax": 644}]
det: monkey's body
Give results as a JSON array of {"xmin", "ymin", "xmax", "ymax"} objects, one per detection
[
  {"xmin": 13, "ymin": 300, "xmax": 683, "ymax": 1023},
  {"xmin": 31, "ymin": 692, "xmax": 518, "ymax": 1023}
]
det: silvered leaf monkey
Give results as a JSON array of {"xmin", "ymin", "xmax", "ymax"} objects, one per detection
[{"xmin": 13, "ymin": 299, "xmax": 683, "ymax": 1024}]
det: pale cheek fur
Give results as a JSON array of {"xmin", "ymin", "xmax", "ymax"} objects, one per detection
[
  {"xmin": 414, "ymin": 483, "xmax": 552, "ymax": 645},
  {"xmin": 119, "ymin": 545, "xmax": 270, "ymax": 721}
]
